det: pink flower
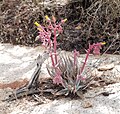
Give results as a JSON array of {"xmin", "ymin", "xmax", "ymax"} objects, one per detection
[
  {"xmin": 92, "ymin": 42, "xmax": 105, "ymax": 55},
  {"xmin": 93, "ymin": 45, "xmax": 101, "ymax": 55},
  {"xmin": 53, "ymin": 69, "xmax": 63, "ymax": 85},
  {"xmin": 53, "ymin": 75, "xmax": 63, "ymax": 85},
  {"xmin": 56, "ymin": 25, "xmax": 63, "ymax": 33},
  {"xmin": 76, "ymin": 42, "xmax": 105, "ymax": 83}
]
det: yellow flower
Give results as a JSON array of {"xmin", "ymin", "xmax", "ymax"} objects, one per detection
[
  {"xmin": 63, "ymin": 18, "xmax": 67, "ymax": 22},
  {"xmin": 34, "ymin": 22, "xmax": 43, "ymax": 31},
  {"xmin": 101, "ymin": 42, "xmax": 106, "ymax": 45},
  {"xmin": 34, "ymin": 22, "xmax": 40, "ymax": 27},
  {"xmin": 45, "ymin": 15, "xmax": 50, "ymax": 21}
]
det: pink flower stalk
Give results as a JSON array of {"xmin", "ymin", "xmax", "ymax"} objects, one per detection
[
  {"xmin": 49, "ymin": 51, "xmax": 55, "ymax": 67},
  {"xmin": 53, "ymin": 29, "xmax": 57, "ymax": 64},
  {"xmin": 44, "ymin": 16, "xmax": 65, "ymax": 65},
  {"xmin": 76, "ymin": 42, "xmax": 105, "ymax": 82}
]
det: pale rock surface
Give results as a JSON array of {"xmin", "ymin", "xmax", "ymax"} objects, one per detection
[{"xmin": 0, "ymin": 43, "xmax": 120, "ymax": 114}]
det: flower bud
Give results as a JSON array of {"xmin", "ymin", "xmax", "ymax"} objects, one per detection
[
  {"xmin": 101, "ymin": 42, "xmax": 106, "ymax": 45},
  {"xmin": 34, "ymin": 22, "xmax": 43, "ymax": 31},
  {"xmin": 52, "ymin": 15, "xmax": 56, "ymax": 23},
  {"xmin": 34, "ymin": 22, "xmax": 40, "ymax": 27},
  {"xmin": 45, "ymin": 15, "xmax": 50, "ymax": 21},
  {"xmin": 61, "ymin": 18, "xmax": 67, "ymax": 23}
]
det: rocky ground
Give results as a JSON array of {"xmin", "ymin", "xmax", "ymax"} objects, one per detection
[{"xmin": 0, "ymin": 43, "xmax": 120, "ymax": 114}]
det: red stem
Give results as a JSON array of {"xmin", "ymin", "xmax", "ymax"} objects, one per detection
[
  {"xmin": 53, "ymin": 29, "xmax": 57, "ymax": 64},
  {"xmin": 77, "ymin": 46, "xmax": 92, "ymax": 81},
  {"xmin": 80, "ymin": 49, "xmax": 90, "ymax": 74},
  {"xmin": 50, "ymin": 52, "xmax": 55, "ymax": 67}
]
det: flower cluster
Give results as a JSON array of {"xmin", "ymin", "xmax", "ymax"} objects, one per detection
[{"xmin": 35, "ymin": 15, "xmax": 67, "ymax": 85}]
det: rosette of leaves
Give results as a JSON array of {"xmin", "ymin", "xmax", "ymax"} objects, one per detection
[
  {"xmin": 47, "ymin": 54, "xmax": 92, "ymax": 95},
  {"xmin": 46, "ymin": 53, "xmax": 94, "ymax": 97}
]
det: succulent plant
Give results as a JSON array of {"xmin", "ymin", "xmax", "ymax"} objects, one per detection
[
  {"xmin": 35, "ymin": 15, "xmax": 105, "ymax": 97},
  {"xmin": 46, "ymin": 51, "xmax": 94, "ymax": 97}
]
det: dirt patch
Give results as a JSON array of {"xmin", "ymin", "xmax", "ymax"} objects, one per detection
[{"xmin": 0, "ymin": 79, "xmax": 28, "ymax": 89}]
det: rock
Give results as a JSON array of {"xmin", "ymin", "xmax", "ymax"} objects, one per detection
[
  {"xmin": 98, "ymin": 63, "xmax": 115, "ymax": 71},
  {"xmin": 0, "ymin": 44, "xmax": 120, "ymax": 114}
]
